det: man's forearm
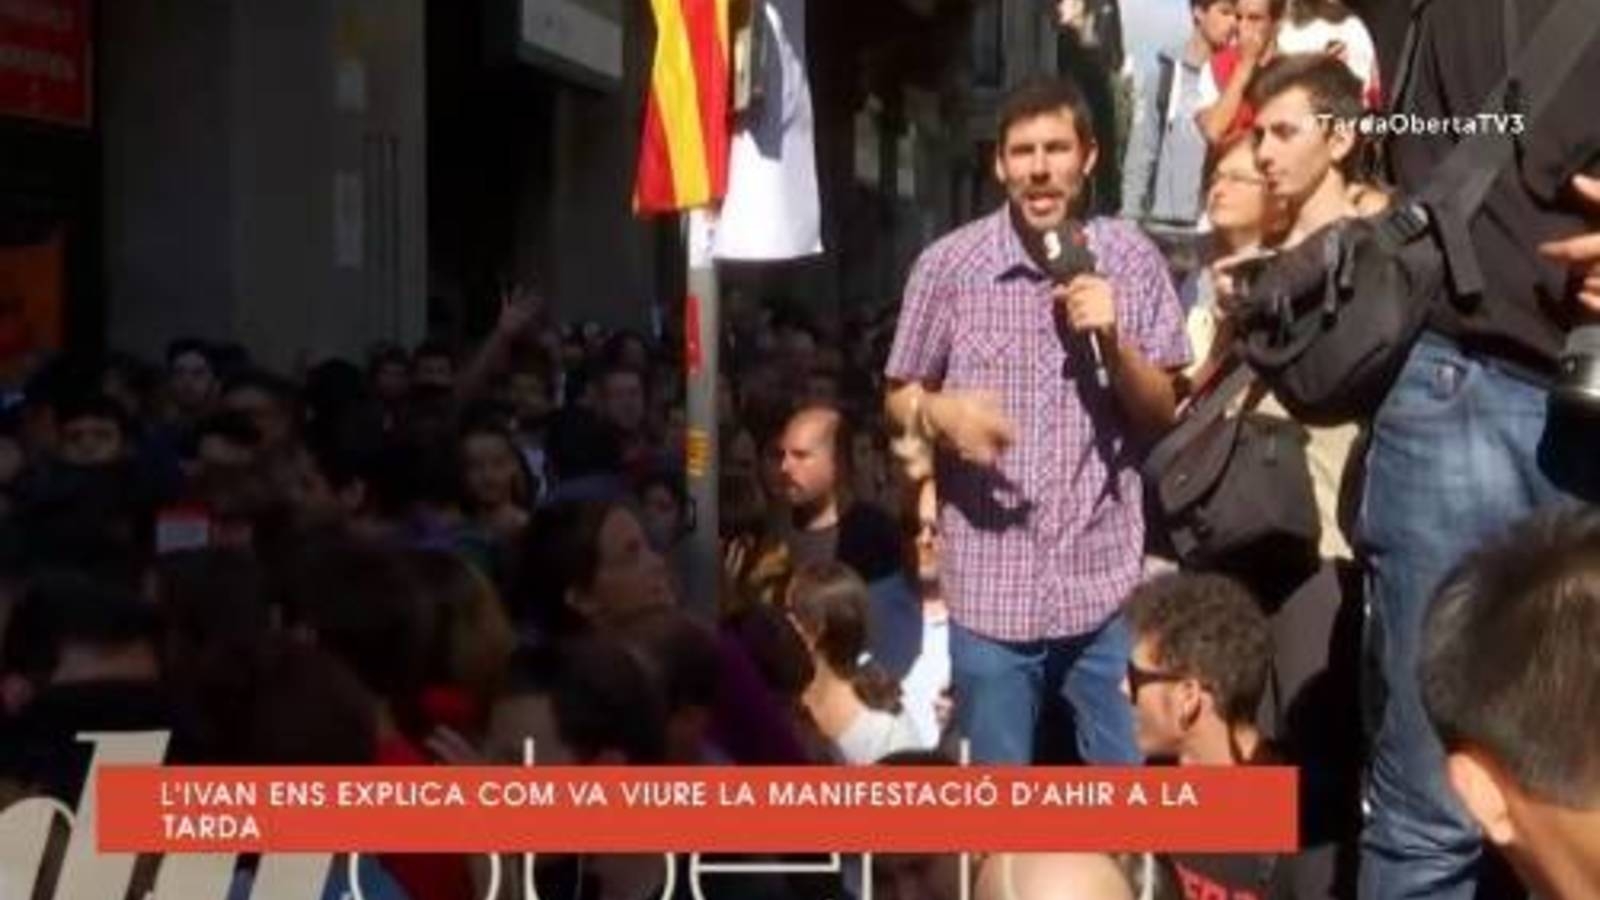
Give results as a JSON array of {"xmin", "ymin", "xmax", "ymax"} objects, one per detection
[
  {"xmin": 885, "ymin": 380, "xmax": 938, "ymax": 481},
  {"xmin": 886, "ymin": 380, "xmax": 936, "ymax": 438},
  {"xmin": 1111, "ymin": 339, "xmax": 1180, "ymax": 437},
  {"xmin": 454, "ymin": 327, "xmax": 517, "ymax": 408}
]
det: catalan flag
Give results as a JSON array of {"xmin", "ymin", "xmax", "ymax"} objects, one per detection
[{"xmin": 634, "ymin": 0, "xmax": 731, "ymax": 214}]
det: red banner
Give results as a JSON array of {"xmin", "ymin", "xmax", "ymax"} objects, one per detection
[
  {"xmin": 685, "ymin": 293, "xmax": 703, "ymax": 375},
  {"xmin": 0, "ymin": 0, "xmax": 91, "ymax": 127},
  {"xmin": 97, "ymin": 766, "xmax": 1299, "ymax": 854}
]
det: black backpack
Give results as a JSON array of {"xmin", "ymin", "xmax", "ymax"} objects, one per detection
[{"xmin": 1233, "ymin": 0, "xmax": 1600, "ymax": 426}]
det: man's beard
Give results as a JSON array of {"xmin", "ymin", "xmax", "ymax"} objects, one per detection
[{"xmin": 789, "ymin": 491, "xmax": 837, "ymax": 530}]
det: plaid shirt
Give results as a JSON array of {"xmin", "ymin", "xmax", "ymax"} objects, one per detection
[{"xmin": 886, "ymin": 208, "xmax": 1189, "ymax": 642}]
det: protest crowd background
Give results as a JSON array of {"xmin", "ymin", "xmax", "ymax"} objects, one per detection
[{"xmin": 1, "ymin": 1, "xmax": 1599, "ymax": 899}]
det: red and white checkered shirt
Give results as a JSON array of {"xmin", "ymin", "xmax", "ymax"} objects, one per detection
[{"xmin": 886, "ymin": 208, "xmax": 1190, "ymax": 642}]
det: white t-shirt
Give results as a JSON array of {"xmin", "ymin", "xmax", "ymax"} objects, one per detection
[
  {"xmin": 1276, "ymin": 16, "xmax": 1381, "ymax": 105},
  {"xmin": 899, "ymin": 608, "xmax": 951, "ymax": 750},
  {"xmin": 833, "ymin": 708, "xmax": 922, "ymax": 765},
  {"xmin": 1197, "ymin": 16, "xmax": 1382, "ymax": 109}
]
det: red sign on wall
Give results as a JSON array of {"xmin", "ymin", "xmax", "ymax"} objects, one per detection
[{"xmin": 0, "ymin": 0, "xmax": 91, "ymax": 128}]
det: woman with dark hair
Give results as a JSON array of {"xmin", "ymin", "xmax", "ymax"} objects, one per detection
[
  {"xmin": 634, "ymin": 467, "xmax": 690, "ymax": 553},
  {"xmin": 510, "ymin": 499, "xmax": 813, "ymax": 764},
  {"xmin": 456, "ymin": 418, "xmax": 535, "ymax": 543},
  {"xmin": 786, "ymin": 561, "xmax": 920, "ymax": 764},
  {"xmin": 510, "ymin": 498, "xmax": 674, "ymax": 641}
]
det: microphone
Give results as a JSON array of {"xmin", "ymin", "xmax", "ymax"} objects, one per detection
[{"xmin": 1038, "ymin": 222, "xmax": 1110, "ymax": 388}]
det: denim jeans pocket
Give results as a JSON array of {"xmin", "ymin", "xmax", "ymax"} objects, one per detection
[{"xmin": 1377, "ymin": 342, "xmax": 1476, "ymax": 424}]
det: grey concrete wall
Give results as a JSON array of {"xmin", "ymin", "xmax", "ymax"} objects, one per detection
[
  {"xmin": 103, "ymin": 0, "xmax": 426, "ymax": 370},
  {"xmin": 535, "ymin": 85, "xmax": 654, "ymax": 329},
  {"xmin": 102, "ymin": 0, "xmax": 236, "ymax": 356}
]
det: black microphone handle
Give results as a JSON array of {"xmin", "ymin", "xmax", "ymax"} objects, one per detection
[
  {"xmin": 1055, "ymin": 271, "xmax": 1111, "ymax": 388},
  {"xmin": 1088, "ymin": 331, "xmax": 1111, "ymax": 388}
]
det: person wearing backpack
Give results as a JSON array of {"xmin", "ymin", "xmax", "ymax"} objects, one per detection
[
  {"xmin": 1357, "ymin": 3, "xmax": 1600, "ymax": 899},
  {"xmin": 1120, "ymin": 0, "xmax": 1238, "ymax": 239}
]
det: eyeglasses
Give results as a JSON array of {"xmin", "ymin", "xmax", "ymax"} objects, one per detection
[
  {"xmin": 1126, "ymin": 660, "xmax": 1187, "ymax": 698},
  {"xmin": 1211, "ymin": 170, "xmax": 1266, "ymax": 189}
]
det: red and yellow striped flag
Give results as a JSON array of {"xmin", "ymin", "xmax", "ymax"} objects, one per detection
[{"xmin": 635, "ymin": 0, "xmax": 731, "ymax": 214}]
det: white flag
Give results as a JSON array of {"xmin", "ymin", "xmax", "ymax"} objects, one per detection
[{"xmin": 713, "ymin": 0, "xmax": 823, "ymax": 261}]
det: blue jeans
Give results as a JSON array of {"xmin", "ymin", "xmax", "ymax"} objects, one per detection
[
  {"xmin": 1358, "ymin": 334, "xmax": 1600, "ymax": 900},
  {"xmin": 949, "ymin": 613, "xmax": 1140, "ymax": 765}
]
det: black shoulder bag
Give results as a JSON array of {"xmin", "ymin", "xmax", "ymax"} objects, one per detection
[
  {"xmin": 1142, "ymin": 365, "xmax": 1321, "ymax": 573},
  {"xmin": 1233, "ymin": 0, "xmax": 1600, "ymax": 426}
]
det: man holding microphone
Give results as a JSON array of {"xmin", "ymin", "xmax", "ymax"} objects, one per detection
[{"xmin": 884, "ymin": 75, "xmax": 1190, "ymax": 765}]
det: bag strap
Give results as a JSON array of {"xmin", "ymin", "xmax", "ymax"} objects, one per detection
[
  {"xmin": 1412, "ymin": 0, "xmax": 1600, "ymax": 300},
  {"xmin": 1143, "ymin": 55, "xmax": 1178, "ymax": 218},
  {"xmin": 1144, "ymin": 364, "xmax": 1256, "ymax": 478},
  {"xmin": 1385, "ymin": 0, "xmax": 1437, "ymax": 116}
]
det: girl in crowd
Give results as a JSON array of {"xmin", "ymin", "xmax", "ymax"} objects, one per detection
[
  {"xmin": 511, "ymin": 498, "xmax": 675, "ymax": 640},
  {"xmin": 786, "ymin": 560, "xmax": 921, "ymax": 765},
  {"xmin": 510, "ymin": 498, "xmax": 812, "ymax": 765},
  {"xmin": 898, "ymin": 479, "xmax": 954, "ymax": 752},
  {"xmin": 456, "ymin": 418, "xmax": 535, "ymax": 543}
]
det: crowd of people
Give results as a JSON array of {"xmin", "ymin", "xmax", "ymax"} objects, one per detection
[{"xmin": 1, "ymin": 0, "xmax": 1598, "ymax": 899}]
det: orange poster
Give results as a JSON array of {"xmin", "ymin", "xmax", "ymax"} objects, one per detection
[{"xmin": 0, "ymin": 230, "xmax": 65, "ymax": 376}]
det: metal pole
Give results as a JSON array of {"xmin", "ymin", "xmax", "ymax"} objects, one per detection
[{"xmin": 682, "ymin": 209, "xmax": 721, "ymax": 620}]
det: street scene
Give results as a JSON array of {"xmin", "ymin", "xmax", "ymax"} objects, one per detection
[{"xmin": 0, "ymin": 0, "xmax": 1598, "ymax": 898}]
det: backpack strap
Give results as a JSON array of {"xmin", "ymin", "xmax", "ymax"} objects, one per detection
[
  {"xmin": 1143, "ymin": 364, "xmax": 1256, "ymax": 480},
  {"xmin": 1142, "ymin": 54, "xmax": 1178, "ymax": 218},
  {"xmin": 1384, "ymin": 0, "xmax": 1438, "ymax": 115},
  {"xmin": 1413, "ymin": 0, "xmax": 1600, "ymax": 301}
]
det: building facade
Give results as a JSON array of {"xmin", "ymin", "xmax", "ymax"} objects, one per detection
[{"xmin": 0, "ymin": 0, "xmax": 1105, "ymax": 372}]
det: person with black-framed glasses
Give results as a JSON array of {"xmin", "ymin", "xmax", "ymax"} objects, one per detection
[{"xmin": 1122, "ymin": 572, "xmax": 1298, "ymax": 899}]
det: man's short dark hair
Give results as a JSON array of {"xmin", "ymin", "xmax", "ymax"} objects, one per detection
[
  {"xmin": 166, "ymin": 338, "xmax": 213, "ymax": 368},
  {"xmin": 1228, "ymin": 0, "xmax": 1292, "ymax": 16},
  {"xmin": 546, "ymin": 407, "xmax": 623, "ymax": 480},
  {"xmin": 1125, "ymin": 574, "xmax": 1271, "ymax": 724},
  {"xmin": 1422, "ymin": 508, "xmax": 1600, "ymax": 807},
  {"xmin": 303, "ymin": 414, "xmax": 384, "ymax": 491},
  {"xmin": 223, "ymin": 368, "xmax": 300, "ymax": 407},
  {"xmin": 1246, "ymin": 52, "xmax": 1363, "ymax": 126},
  {"xmin": 413, "ymin": 340, "xmax": 455, "ymax": 365},
  {"xmin": 1, "ymin": 573, "xmax": 160, "ymax": 683},
  {"xmin": 57, "ymin": 393, "xmax": 129, "ymax": 435},
  {"xmin": 600, "ymin": 362, "xmax": 645, "ymax": 391},
  {"xmin": 368, "ymin": 344, "xmax": 410, "ymax": 372},
  {"xmin": 996, "ymin": 74, "xmax": 1097, "ymax": 149},
  {"xmin": 192, "ymin": 410, "xmax": 262, "ymax": 454},
  {"xmin": 274, "ymin": 541, "xmax": 428, "ymax": 705}
]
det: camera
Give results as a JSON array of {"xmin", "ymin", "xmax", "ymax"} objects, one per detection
[{"xmin": 1553, "ymin": 324, "xmax": 1600, "ymax": 413}]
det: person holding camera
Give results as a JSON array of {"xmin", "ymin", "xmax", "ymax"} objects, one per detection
[
  {"xmin": 1189, "ymin": 76, "xmax": 1368, "ymax": 899},
  {"xmin": 1358, "ymin": 4, "xmax": 1600, "ymax": 899}
]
